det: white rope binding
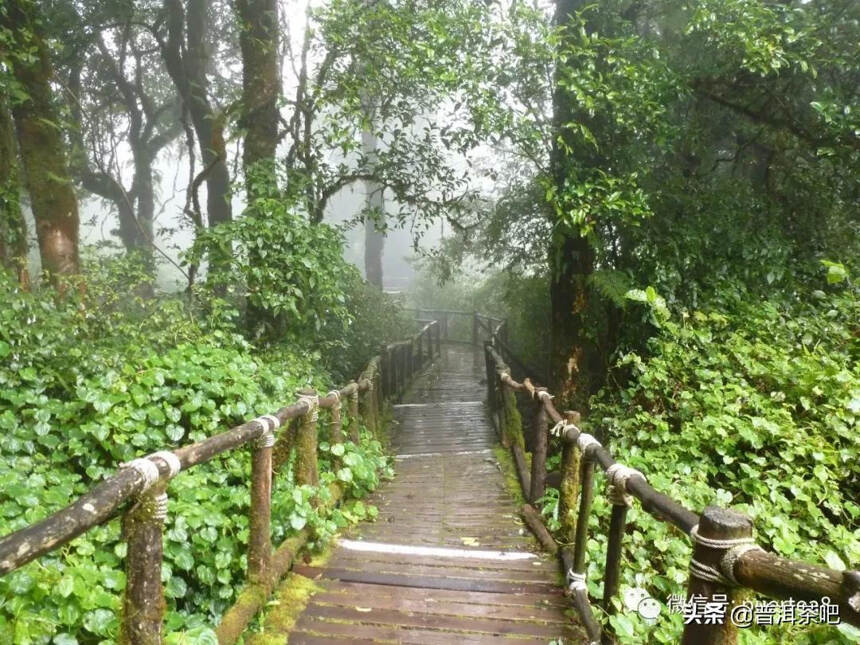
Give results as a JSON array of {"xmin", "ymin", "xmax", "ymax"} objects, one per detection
[
  {"xmin": 297, "ymin": 393, "xmax": 320, "ymax": 422},
  {"xmin": 252, "ymin": 414, "xmax": 280, "ymax": 448},
  {"xmin": 567, "ymin": 569, "xmax": 587, "ymax": 591},
  {"xmin": 577, "ymin": 433, "xmax": 600, "ymax": 454},
  {"xmin": 537, "ymin": 390, "xmax": 553, "ymax": 402},
  {"xmin": 550, "ymin": 420, "xmax": 579, "ymax": 438},
  {"xmin": 605, "ymin": 463, "xmax": 644, "ymax": 507},
  {"xmin": 123, "ymin": 458, "xmax": 160, "ymax": 492},
  {"xmin": 720, "ymin": 543, "xmax": 763, "ymax": 585},
  {"xmin": 688, "ymin": 524, "xmax": 764, "ymax": 585},
  {"xmin": 147, "ymin": 451, "xmax": 182, "ymax": 478},
  {"xmin": 152, "ymin": 492, "xmax": 168, "ymax": 522},
  {"xmin": 327, "ymin": 390, "xmax": 342, "ymax": 410},
  {"xmin": 690, "ymin": 524, "xmax": 758, "ymax": 549}
]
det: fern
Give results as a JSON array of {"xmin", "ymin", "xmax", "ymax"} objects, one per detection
[{"xmin": 587, "ymin": 269, "xmax": 634, "ymax": 307}]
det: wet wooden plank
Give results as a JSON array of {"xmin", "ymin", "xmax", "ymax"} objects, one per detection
[
  {"xmin": 302, "ymin": 603, "xmax": 575, "ymax": 638},
  {"xmin": 294, "ymin": 566, "xmax": 562, "ymax": 596},
  {"xmin": 291, "ymin": 616, "xmax": 561, "ymax": 645},
  {"xmin": 318, "ymin": 579, "xmax": 569, "ymax": 609},
  {"xmin": 257, "ymin": 345, "xmax": 578, "ymax": 644}
]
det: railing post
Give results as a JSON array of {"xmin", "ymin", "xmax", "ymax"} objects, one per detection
[
  {"xmin": 559, "ymin": 411, "xmax": 581, "ymax": 543},
  {"xmin": 399, "ymin": 344, "xmax": 407, "ymax": 394},
  {"xmin": 295, "ymin": 390, "xmax": 319, "ymax": 486},
  {"xmin": 348, "ymin": 384, "xmax": 360, "ymax": 443},
  {"xmin": 435, "ymin": 320, "xmax": 441, "ymax": 355},
  {"xmin": 248, "ymin": 417, "xmax": 276, "ymax": 586},
  {"xmin": 443, "ymin": 312, "xmax": 449, "ymax": 341},
  {"xmin": 472, "ymin": 312, "xmax": 478, "ymax": 345},
  {"xmin": 328, "ymin": 390, "xmax": 344, "ymax": 444},
  {"xmin": 682, "ymin": 507, "xmax": 754, "ymax": 645},
  {"xmin": 417, "ymin": 332, "xmax": 424, "ymax": 369},
  {"xmin": 359, "ymin": 379, "xmax": 377, "ymax": 436},
  {"xmin": 378, "ymin": 345, "xmax": 388, "ymax": 401},
  {"xmin": 121, "ymin": 480, "xmax": 167, "ymax": 645},
  {"xmin": 603, "ymin": 461, "xmax": 636, "ymax": 626},
  {"xmin": 484, "ymin": 342, "xmax": 499, "ymax": 436},
  {"xmin": 529, "ymin": 389, "xmax": 549, "ymax": 503},
  {"xmin": 568, "ymin": 448, "xmax": 602, "ymax": 643},
  {"xmin": 391, "ymin": 345, "xmax": 399, "ymax": 398},
  {"xmin": 572, "ymin": 455, "xmax": 595, "ymax": 577}
]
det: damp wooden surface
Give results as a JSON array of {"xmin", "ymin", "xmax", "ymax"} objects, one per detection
[{"xmin": 257, "ymin": 345, "xmax": 582, "ymax": 644}]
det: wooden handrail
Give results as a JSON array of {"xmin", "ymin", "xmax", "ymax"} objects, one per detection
[
  {"xmin": 478, "ymin": 321, "xmax": 860, "ymax": 641},
  {"xmin": 0, "ymin": 317, "xmax": 443, "ymax": 643}
]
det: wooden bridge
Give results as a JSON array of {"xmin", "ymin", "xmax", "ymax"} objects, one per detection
[
  {"xmin": 272, "ymin": 344, "xmax": 582, "ymax": 644},
  {"xmin": 0, "ymin": 310, "xmax": 858, "ymax": 644}
]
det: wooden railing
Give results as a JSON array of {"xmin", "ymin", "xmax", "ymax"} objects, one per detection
[
  {"xmin": 0, "ymin": 319, "xmax": 442, "ymax": 644},
  {"xmin": 460, "ymin": 315, "xmax": 860, "ymax": 643}
]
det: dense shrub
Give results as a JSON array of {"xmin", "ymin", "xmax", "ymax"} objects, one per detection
[
  {"xmin": 322, "ymin": 272, "xmax": 414, "ymax": 383},
  {"xmin": 0, "ymin": 256, "xmax": 395, "ymax": 644},
  {"xmin": 538, "ymin": 284, "xmax": 859, "ymax": 643}
]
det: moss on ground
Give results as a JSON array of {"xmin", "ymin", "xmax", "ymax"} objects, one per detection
[
  {"xmin": 493, "ymin": 444, "xmax": 525, "ymax": 506},
  {"xmin": 244, "ymin": 574, "xmax": 323, "ymax": 645}
]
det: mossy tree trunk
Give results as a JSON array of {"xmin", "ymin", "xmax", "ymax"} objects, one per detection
[
  {"xmin": 2, "ymin": 0, "xmax": 80, "ymax": 283},
  {"xmin": 0, "ymin": 94, "xmax": 29, "ymax": 287},
  {"xmin": 549, "ymin": 0, "xmax": 609, "ymax": 410},
  {"xmin": 235, "ymin": 0, "xmax": 279, "ymax": 194}
]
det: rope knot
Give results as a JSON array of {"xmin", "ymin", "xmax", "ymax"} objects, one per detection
[
  {"xmin": 550, "ymin": 420, "xmax": 579, "ymax": 438},
  {"xmin": 146, "ymin": 451, "xmax": 182, "ymax": 479},
  {"xmin": 577, "ymin": 433, "xmax": 601, "ymax": 455},
  {"xmin": 297, "ymin": 393, "xmax": 320, "ymax": 422},
  {"xmin": 566, "ymin": 569, "xmax": 587, "ymax": 591},
  {"xmin": 122, "ymin": 458, "xmax": 160, "ymax": 492},
  {"xmin": 251, "ymin": 414, "xmax": 280, "ymax": 449},
  {"xmin": 688, "ymin": 524, "xmax": 763, "ymax": 586},
  {"xmin": 605, "ymin": 463, "xmax": 644, "ymax": 507},
  {"xmin": 327, "ymin": 390, "xmax": 342, "ymax": 411}
]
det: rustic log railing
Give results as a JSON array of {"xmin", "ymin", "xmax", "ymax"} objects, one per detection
[
  {"xmin": 0, "ymin": 319, "xmax": 442, "ymax": 644},
  {"xmin": 446, "ymin": 314, "xmax": 860, "ymax": 643}
]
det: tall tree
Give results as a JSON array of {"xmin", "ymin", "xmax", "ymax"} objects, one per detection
[
  {"xmin": 548, "ymin": 0, "xmax": 604, "ymax": 407},
  {"xmin": 0, "ymin": 95, "xmax": 29, "ymax": 287},
  {"xmin": 235, "ymin": 0, "xmax": 279, "ymax": 195},
  {"xmin": 63, "ymin": 2, "xmax": 182, "ymax": 265},
  {"xmin": 1, "ymin": 0, "xmax": 80, "ymax": 283},
  {"xmin": 361, "ymin": 124, "xmax": 384, "ymax": 288},
  {"xmin": 158, "ymin": 0, "xmax": 232, "ymax": 229}
]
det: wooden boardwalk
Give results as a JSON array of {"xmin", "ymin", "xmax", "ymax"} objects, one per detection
[{"xmin": 264, "ymin": 344, "xmax": 580, "ymax": 644}]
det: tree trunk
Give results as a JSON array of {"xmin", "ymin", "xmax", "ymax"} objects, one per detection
[
  {"xmin": 3, "ymin": 0, "xmax": 80, "ymax": 283},
  {"xmin": 362, "ymin": 126, "xmax": 385, "ymax": 289},
  {"xmin": 162, "ymin": 0, "xmax": 232, "ymax": 229},
  {"xmin": 549, "ymin": 0, "xmax": 601, "ymax": 409},
  {"xmin": 235, "ymin": 0, "xmax": 279, "ymax": 196},
  {"xmin": 0, "ymin": 95, "xmax": 29, "ymax": 287},
  {"xmin": 364, "ymin": 217, "xmax": 384, "ymax": 289}
]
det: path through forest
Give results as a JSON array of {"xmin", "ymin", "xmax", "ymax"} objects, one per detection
[{"xmin": 254, "ymin": 345, "xmax": 582, "ymax": 643}]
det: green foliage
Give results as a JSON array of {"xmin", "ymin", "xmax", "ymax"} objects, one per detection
[
  {"xmin": 0, "ymin": 256, "xmax": 393, "ymax": 643},
  {"xmin": 188, "ymin": 190, "xmax": 355, "ymax": 344},
  {"xmin": 321, "ymin": 273, "xmax": 413, "ymax": 384},
  {"xmin": 564, "ymin": 285, "xmax": 859, "ymax": 644}
]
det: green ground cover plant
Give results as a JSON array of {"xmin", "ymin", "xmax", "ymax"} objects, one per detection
[
  {"xmin": 0, "ymin": 252, "xmax": 400, "ymax": 644},
  {"xmin": 535, "ymin": 280, "xmax": 859, "ymax": 643}
]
